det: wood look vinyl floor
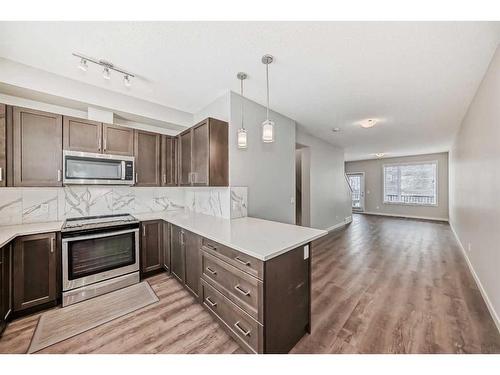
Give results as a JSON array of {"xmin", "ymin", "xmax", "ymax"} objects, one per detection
[{"xmin": 1, "ymin": 214, "xmax": 499, "ymax": 354}]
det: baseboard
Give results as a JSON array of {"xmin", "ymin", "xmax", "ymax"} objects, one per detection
[
  {"xmin": 360, "ymin": 211, "xmax": 449, "ymax": 222},
  {"xmin": 324, "ymin": 216, "xmax": 352, "ymax": 233},
  {"xmin": 449, "ymin": 222, "xmax": 500, "ymax": 334}
]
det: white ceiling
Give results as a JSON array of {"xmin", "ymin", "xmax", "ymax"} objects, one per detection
[{"xmin": 0, "ymin": 22, "xmax": 498, "ymax": 160}]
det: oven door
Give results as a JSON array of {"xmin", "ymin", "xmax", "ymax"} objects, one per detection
[
  {"xmin": 63, "ymin": 150, "xmax": 134, "ymax": 185},
  {"xmin": 62, "ymin": 228, "xmax": 140, "ymax": 292}
]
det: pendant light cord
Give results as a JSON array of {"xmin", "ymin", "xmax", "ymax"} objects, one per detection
[
  {"xmin": 240, "ymin": 77, "xmax": 245, "ymax": 130},
  {"xmin": 266, "ymin": 63, "xmax": 270, "ymax": 120}
]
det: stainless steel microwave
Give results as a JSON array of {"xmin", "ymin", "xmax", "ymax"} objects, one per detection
[{"xmin": 63, "ymin": 150, "xmax": 135, "ymax": 185}]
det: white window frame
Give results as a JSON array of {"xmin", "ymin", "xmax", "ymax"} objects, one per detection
[{"xmin": 382, "ymin": 160, "xmax": 438, "ymax": 207}]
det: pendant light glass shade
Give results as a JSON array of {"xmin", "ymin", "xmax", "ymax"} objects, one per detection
[
  {"xmin": 261, "ymin": 54, "xmax": 275, "ymax": 143},
  {"xmin": 262, "ymin": 119, "xmax": 275, "ymax": 143},
  {"xmin": 236, "ymin": 72, "xmax": 248, "ymax": 149},
  {"xmin": 237, "ymin": 127, "xmax": 248, "ymax": 148}
]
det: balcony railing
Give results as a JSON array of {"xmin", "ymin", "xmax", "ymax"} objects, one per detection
[{"xmin": 384, "ymin": 194, "xmax": 435, "ymax": 205}]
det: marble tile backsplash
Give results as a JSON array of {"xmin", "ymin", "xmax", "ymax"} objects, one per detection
[{"xmin": 0, "ymin": 186, "xmax": 248, "ymax": 225}]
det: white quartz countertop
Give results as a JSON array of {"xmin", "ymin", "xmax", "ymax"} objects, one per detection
[
  {"xmin": 134, "ymin": 211, "xmax": 327, "ymax": 261},
  {"xmin": 0, "ymin": 221, "xmax": 63, "ymax": 248},
  {"xmin": 0, "ymin": 211, "xmax": 327, "ymax": 261}
]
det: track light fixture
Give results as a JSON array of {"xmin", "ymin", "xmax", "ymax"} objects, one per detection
[{"xmin": 72, "ymin": 52, "xmax": 135, "ymax": 87}]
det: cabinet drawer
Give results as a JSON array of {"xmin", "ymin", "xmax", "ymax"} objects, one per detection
[
  {"xmin": 201, "ymin": 279, "xmax": 263, "ymax": 353},
  {"xmin": 201, "ymin": 251, "xmax": 263, "ymax": 323},
  {"xmin": 201, "ymin": 238, "xmax": 263, "ymax": 280}
]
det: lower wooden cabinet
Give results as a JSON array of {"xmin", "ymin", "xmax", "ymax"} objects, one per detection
[
  {"xmin": 140, "ymin": 220, "xmax": 163, "ymax": 275},
  {"xmin": 0, "ymin": 244, "xmax": 12, "ymax": 336},
  {"xmin": 169, "ymin": 225, "xmax": 201, "ymax": 298},
  {"xmin": 13, "ymin": 233, "xmax": 57, "ymax": 312}
]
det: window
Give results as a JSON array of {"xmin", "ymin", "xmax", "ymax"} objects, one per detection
[{"xmin": 383, "ymin": 161, "xmax": 437, "ymax": 206}]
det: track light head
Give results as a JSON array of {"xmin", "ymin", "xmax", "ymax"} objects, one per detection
[
  {"xmin": 78, "ymin": 58, "xmax": 88, "ymax": 72},
  {"xmin": 124, "ymin": 74, "xmax": 132, "ymax": 87},
  {"xmin": 103, "ymin": 67, "xmax": 111, "ymax": 80}
]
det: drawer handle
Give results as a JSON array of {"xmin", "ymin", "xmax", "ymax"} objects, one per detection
[
  {"xmin": 205, "ymin": 243, "xmax": 217, "ymax": 251},
  {"xmin": 234, "ymin": 256, "xmax": 250, "ymax": 266},
  {"xmin": 206, "ymin": 266, "xmax": 217, "ymax": 276},
  {"xmin": 234, "ymin": 321, "xmax": 251, "ymax": 337},
  {"xmin": 206, "ymin": 296, "xmax": 217, "ymax": 308},
  {"xmin": 234, "ymin": 284, "xmax": 250, "ymax": 296}
]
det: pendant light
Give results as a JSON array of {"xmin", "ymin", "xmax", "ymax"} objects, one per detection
[
  {"xmin": 261, "ymin": 54, "xmax": 275, "ymax": 143},
  {"xmin": 236, "ymin": 72, "xmax": 248, "ymax": 149}
]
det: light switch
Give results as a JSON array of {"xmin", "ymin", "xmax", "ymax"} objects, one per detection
[{"xmin": 304, "ymin": 244, "xmax": 309, "ymax": 259}]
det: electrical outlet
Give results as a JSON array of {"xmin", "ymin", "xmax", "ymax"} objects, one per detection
[
  {"xmin": 290, "ymin": 197, "xmax": 295, "ymax": 204},
  {"xmin": 467, "ymin": 243, "xmax": 472, "ymax": 253},
  {"xmin": 376, "ymin": 206, "xmax": 380, "ymax": 210}
]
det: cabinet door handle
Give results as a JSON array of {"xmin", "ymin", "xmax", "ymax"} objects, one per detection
[
  {"xmin": 234, "ymin": 256, "xmax": 251, "ymax": 266},
  {"xmin": 103, "ymin": 138, "xmax": 107, "ymax": 152},
  {"xmin": 57, "ymin": 169, "xmax": 62, "ymax": 182},
  {"xmin": 142, "ymin": 225, "xmax": 146, "ymax": 237},
  {"xmin": 163, "ymin": 173, "xmax": 166, "ymax": 184},
  {"xmin": 135, "ymin": 172, "xmax": 138, "ymax": 184},
  {"xmin": 234, "ymin": 321, "xmax": 251, "ymax": 337},
  {"xmin": 205, "ymin": 296, "xmax": 217, "ymax": 308},
  {"xmin": 0, "ymin": 167, "xmax": 3, "ymax": 182},
  {"xmin": 206, "ymin": 266, "xmax": 217, "ymax": 276},
  {"xmin": 234, "ymin": 284, "xmax": 250, "ymax": 296},
  {"xmin": 98, "ymin": 136, "xmax": 102, "ymax": 152},
  {"xmin": 51, "ymin": 237, "xmax": 55, "ymax": 254}
]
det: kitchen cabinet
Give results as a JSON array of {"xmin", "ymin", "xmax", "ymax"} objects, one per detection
[
  {"xmin": 63, "ymin": 116, "xmax": 102, "ymax": 153},
  {"xmin": 102, "ymin": 123, "xmax": 134, "ymax": 156},
  {"xmin": 140, "ymin": 220, "xmax": 163, "ymax": 275},
  {"xmin": 0, "ymin": 244, "xmax": 12, "ymax": 336},
  {"xmin": 0, "ymin": 104, "xmax": 6, "ymax": 187},
  {"xmin": 178, "ymin": 117, "xmax": 228, "ymax": 186},
  {"xmin": 162, "ymin": 222, "xmax": 171, "ymax": 272},
  {"xmin": 134, "ymin": 130, "xmax": 161, "ymax": 186},
  {"xmin": 184, "ymin": 230, "xmax": 202, "ymax": 298},
  {"xmin": 13, "ymin": 232, "xmax": 57, "ymax": 312},
  {"xmin": 169, "ymin": 225, "xmax": 201, "ymax": 298},
  {"xmin": 12, "ymin": 107, "xmax": 63, "ymax": 187},
  {"xmin": 160, "ymin": 135, "xmax": 178, "ymax": 186},
  {"xmin": 170, "ymin": 225, "xmax": 185, "ymax": 283},
  {"xmin": 63, "ymin": 118, "xmax": 134, "ymax": 156}
]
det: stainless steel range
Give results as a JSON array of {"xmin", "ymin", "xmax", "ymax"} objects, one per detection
[{"xmin": 61, "ymin": 214, "xmax": 140, "ymax": 306}]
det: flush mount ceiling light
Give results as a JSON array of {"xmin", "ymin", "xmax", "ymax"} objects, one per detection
[
  {"xmin": 375, "ymin": 153, "xmax": 385, "ymax": 158},
  {"xmin": 236, "ymin": 72, "xmax": 248, "ymax": 149},
  {"xmin": 72, "ymin": 52, "xmax": 135, "ymax": 87},
  {"xmin": 332, "ymin": 127, "xmax": 341, "ymax": 133},
  {"xmin": 360, "ymin": 119, "xmax": 377, "ymax": 128},
  {"xmin": 261, "ymin": 54, "xmax": 275, "ymax": 143}
]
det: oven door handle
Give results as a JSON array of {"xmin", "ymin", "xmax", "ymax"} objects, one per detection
[{"xmin": 62, "ymin": 228, "xmax": 139, "ymax": 243}]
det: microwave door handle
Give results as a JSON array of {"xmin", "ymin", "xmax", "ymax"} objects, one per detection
[{"xmin": 121, "ymin": 161, "xmax": 126, "ymax": 180}]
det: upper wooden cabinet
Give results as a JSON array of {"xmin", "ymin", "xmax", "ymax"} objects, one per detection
[
  {"xmin": 63, "ymin": 117, "xmax": 134, "ymax": 156},
  {"xmin": 161, "ymin": 135, "xmax": 178, "ymax": 186},
  {"xmin": 0, "ymin": 104, "xmax": 6, "ymax": 187},
  {"xmin": 13, "ymin": 232, "xmax": 57, "ymax": 312},
  {"xmin": 63, "ymin": 116, "xmax": 102, "ymax": 153},
  {"xmin": 13, "ymin": 107, "xmax": 63, "ymax": 187},
  {"xmin": 134, "ymin": 130, "xmax": 161, "ymax": 186},
  {"xmin": 178, "ymin": 118, "xmax": 228, "ymax": 186},
  {"xmin": 102, "ymin": 124, "xmax": 134, "ymax": 156}
]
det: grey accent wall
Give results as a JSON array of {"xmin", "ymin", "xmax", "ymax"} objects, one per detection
[
  {"xmin": 296, "ymin": 127, "xmax": 352, "ymax": 230},
  {"xmin": 345, "ymin": 152, "xmax": 449, "ymax": 221},
  {"xmin": 229, "ymin": 92, "xmax": 296, "ymax": 224},
  {"xmin": 449, "ymin": 46, "xmax": 500, "ymax": 330}
]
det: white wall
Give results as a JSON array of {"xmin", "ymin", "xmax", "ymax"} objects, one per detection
[
  {"xmin": 296, "ymin": 127, "xmax": 352, "ymax": 230},
  {"xmin": 449, "ymin": 46, "xmax": 500, "ymax": 331},
  {"xmin": 192, "ymin": 91, "xmax": 230, "ymax": 124},
  {"xmin": 229, "ymin": 92, "xmax": 296, "ymax": 224},
  {"xmin": 346, "ymin": 152, "xmax": 449, "ymax": 221}
]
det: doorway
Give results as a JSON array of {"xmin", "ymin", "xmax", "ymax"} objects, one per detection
[
  {"xmin": 295, "ymin": 144, "xmax": 310, "ymax": 226},
  {"xmin": 347, "ymin": 172, "xmax": 365, "ymax": 212}
]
